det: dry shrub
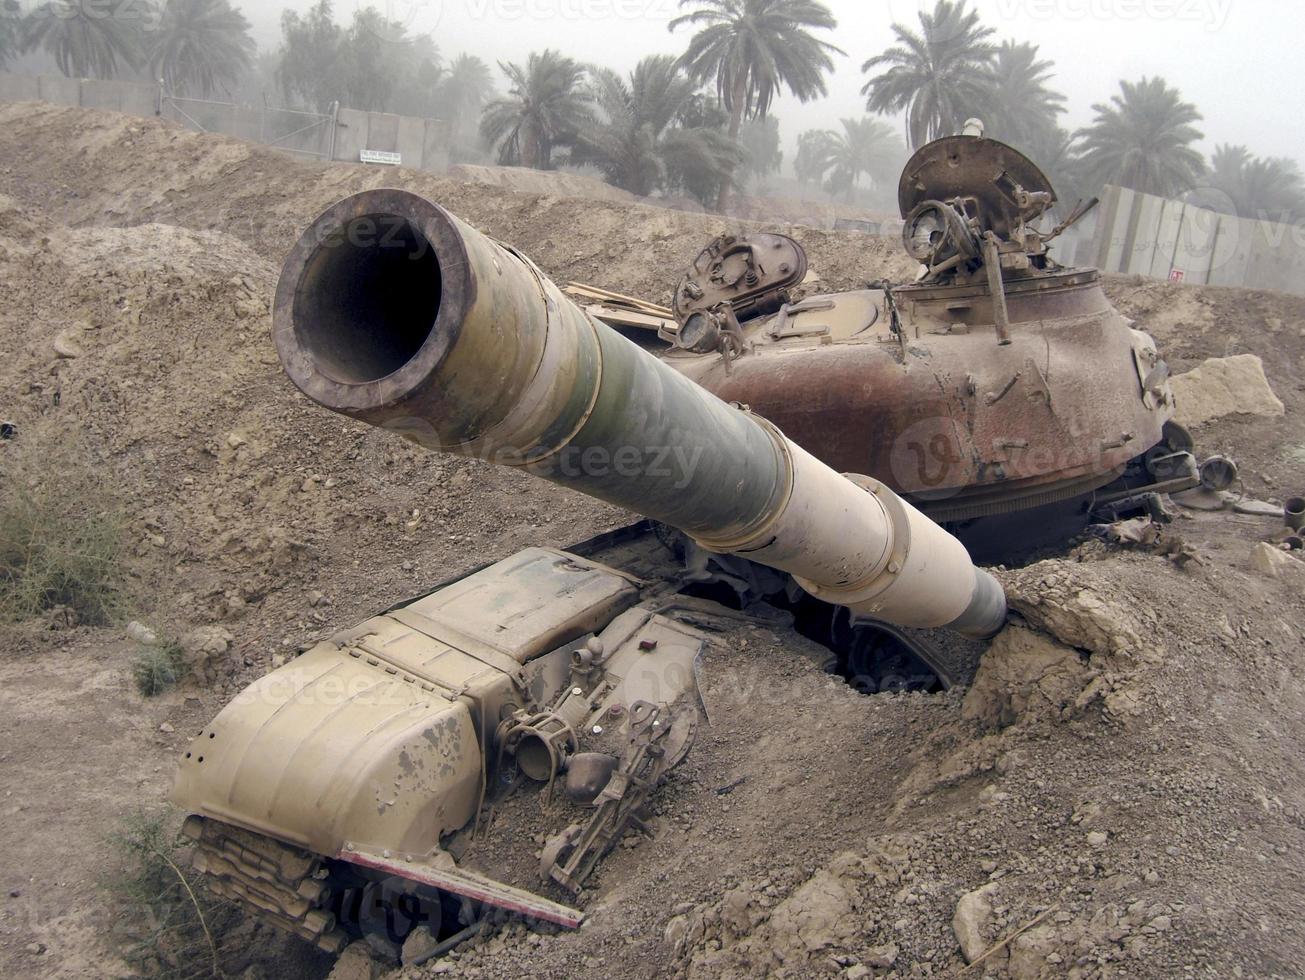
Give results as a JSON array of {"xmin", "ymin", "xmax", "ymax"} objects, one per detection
[
  {"xmin": 0, "ymin": 426, "xmax": 128, "ymax": 625},
  {"xmin": 104, "ymin": 809, "xmax": 236, "ymax": 979}
]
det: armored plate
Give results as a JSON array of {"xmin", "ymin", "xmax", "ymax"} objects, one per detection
[
  {"xmin": 897, "ymin": 136, "xmax": 1056, "ymax": 239},
  {"xmin": 673, "ymin": 232, "xmax": 808, "ymax": 323}
]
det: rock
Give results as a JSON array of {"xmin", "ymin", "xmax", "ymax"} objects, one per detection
[
  {"xmin": 327, "ymin": 942, "xmax": 380, "ymax": 980},
  {"xmin": 1009, "ymin": 923, "xmax": 1060, "ymax": 979},
  {"xmin": 126, "ymin": 620, "xmax": 159, "ymax": 645},
  {"xmin": 400, "ymin": 927, "xmax": 440, "ymax": 966},
  {"xmin": 1149, "ymin": 915, "xmax": 1172, "ymax": 932},
  {"xmin": 766, "ymin": 863, "xmax": 860, "ymax": 954},
  {"xmin": 159, "ymin": 722, "xmax": 174, "ymax": 733},
  {"xmin": 1001, "ymin": 567, "xmax": 1147, "ymax": 665},
  {"xmin": 953, "ymin": 883, "xmax": 999, "ymax": 963},
  {"xmin": 720, "ymin": 887, "xmax": 765, "ymax": 935},
  {"xmin": 225, "ymin": 432, "xmax": 247, "ymax": 450},
  {"xmin": 1087, "ymin": 831, "xmax": 1109, "ymax": 848},
  {"xmin": 52, "ymin": 329, "xmax": 82, "ymax": 358},
  {"xmin": 25, "ymin": 942, "xmax": 46, "ymax": 955},
  {"xmin": 306, "ymin": 589, "xmax": 327, "ymax": 607},
  {"xmin": 865, "ymin": 942, "xmax": 899, "ymax": 968},
  {"xmin": 180, "ymin": 626, "xmax": 235, "ymax": 685},
  {"xmin": 962, "ymin": 626, "xmax": 1093, "ymax": 728},
  {"xmin": 1251, "ymin": 542, "xmax": 1304, "ymax": 579},
  {"xmin": 664, "ymin": 914, "xmax": 689, "ymax": 947},
  {"xmin": 845, "ymin": 966, "xmax": 870, "ymax": 979},
  {"xmin": 1169, "ymin": 354, "xmax": 1284, "ymax": 427}
]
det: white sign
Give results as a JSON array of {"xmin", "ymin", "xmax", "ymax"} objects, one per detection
[{"xmin": 361, "ymin": 149, "xmax": 402, "ymax": 166}]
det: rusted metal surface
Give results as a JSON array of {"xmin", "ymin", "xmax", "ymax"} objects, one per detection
[
  {"xmin": 670, "ymin": 135, "xmax": 1177, "ymax": 523},
  {"xmin": 672, "ymin": 277, "xmax": 1168, "ymax": 521}
]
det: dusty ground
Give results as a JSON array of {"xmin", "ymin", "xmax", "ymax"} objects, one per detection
[{"xmin": 0, "ymin": 103, "xmax": 1303, "ymax": 980}]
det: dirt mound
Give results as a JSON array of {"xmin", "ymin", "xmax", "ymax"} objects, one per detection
[
  {"xmin": 1, "ymin": 103, "xmax": 1304, "ymax": 980},
  {"xmin": 0, "ymin": 102, "xmax": 916, "ymax": 306},
  {"xmin": 447, "ymin": 163, "xmax": 639, "ymax": 203}
]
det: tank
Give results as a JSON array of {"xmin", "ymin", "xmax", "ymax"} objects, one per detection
[{"xmin": 171, "ymin": 134, "xmax": 1184, "ymax": 960}]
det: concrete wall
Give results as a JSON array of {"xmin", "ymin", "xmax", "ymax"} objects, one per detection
[
  {"xmin": 1090, "ymin": 183, "xmax": 1305, "ymax": 296},
  {"xmin": 0, "ymin": 71, "xmax": 451, "ymax": 176}
]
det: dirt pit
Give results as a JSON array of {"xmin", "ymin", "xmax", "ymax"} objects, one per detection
[{"xmin": 0, "ymin": 103, "xmax": 1304, "ymax": 980}]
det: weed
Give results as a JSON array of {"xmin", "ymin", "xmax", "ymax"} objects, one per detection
[
  {"xmin": 133, "ymin": 640, "xmax": 187, "ymax": 697},
  {"xmin": 0, "ymin": 431, "xmax": 128, "ymax": 626},
  {"xmin": 104, "ymin": 810, "xmax": 235, "ymax": 979}
]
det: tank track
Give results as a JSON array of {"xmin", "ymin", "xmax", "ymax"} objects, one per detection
[{"xmin": 182, "ymin": 815, "xmax": 348, "ymax": 954}]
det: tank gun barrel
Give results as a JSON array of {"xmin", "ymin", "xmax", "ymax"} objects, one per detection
[{"xmin": 273, "ymin": 190, "xmax": 1006, "ymax": 639}]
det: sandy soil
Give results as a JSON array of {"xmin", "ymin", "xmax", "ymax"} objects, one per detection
[{"xmin": 0, "ymin": 103, "xmax": 1303, "ymax": 980}]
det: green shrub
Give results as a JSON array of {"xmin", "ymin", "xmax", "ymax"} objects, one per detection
[
  {"xmin": 133, "ymin": 640, "xmax": 187, "ymax": 697},
  {"xmin": 0, "ymin": 435, "xmax": 128, "ymax": 626}
]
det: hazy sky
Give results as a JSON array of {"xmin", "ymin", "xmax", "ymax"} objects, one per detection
[{"xmin": 237, "ymin": 0, "xmax": 1305, "ymax": 167}]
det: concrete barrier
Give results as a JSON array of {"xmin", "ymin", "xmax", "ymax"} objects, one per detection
[
  {"xmin": 0, "ymin": 73, "xmax": 39, "ymax": 102},
  {"xmin": 37, "ymin": 74, "xmax": 80, "ymax": 106},
  {"xmin": 365, "ymin": 111, "xmax": 399, "ymax": 155},
  {"xmin": 1090, "ymin": 183, "xmax": 1305, "ymax": 296},
  {"xmin": 332, "ymin": 106, "xmax": 368, "ymax": 163}
]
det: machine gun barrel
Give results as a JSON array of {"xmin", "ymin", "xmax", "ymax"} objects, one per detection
[{"xmin": 272, "ymin": 189, "xmax": 1006, "ymax": 639}]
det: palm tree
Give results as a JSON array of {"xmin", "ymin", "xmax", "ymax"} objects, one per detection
[
  {"xmin": 387, "ymin": 32, "xmax": 443, "ymax": 118},
  {"xmin": 574, "ymin": 55, "xmax": 740, "ymax": 200},
  {"xmin": 440, "ymin": 53, "xmax": 495, "ymax": 159},
  {"xmin": 737, "ymin": 115, "xmax": 783, "ymax": 190},
  {"xmin": 794, "ymin": 128, "xmax": 836, "ymax": 189},
  {"xmin": 821, "ymin": 117, "xmax": 903, "ymax": 202},
  {"xmin": 22, "ymin": 0, "xmax": 147, "ymax": 79},
  {"xmin": 277, "ymin": 0, "xmax": 343, "ymax": 113},
  {"xmin": 338, "ymin": 7, "xmax": 406, "ymax": 112},
  {"xmin": 1024, "ymin": 124, "xmax": 1086, "ymax": 212},
  {"xmin": 1200, "ymin": 144, "xmax": 1305, "ymax": 222},
  {"xmin": 149, "ymin": 0, "xmax": 255, "ymax": 97},
  {"xmin": 1, "ymin": 0, "xmax": 22, "ymax": 69},
  {"xmin": 861, "ymin": 0, "xmax": 995, "ymax": 149},
  {"xmin": 1075, "ymin": 77, "xmax": 1204, "ymax": 198},
  {"xmin": 480, "ymin": 49, "xmax": 592, "ymax": 170},
  {"xmin": 983, "ymin": 40, "xmax": 1065, "ymax": 151},
  {"xmin": 669, "ymin": 0, "xmax": 843, "ymax": 212},
  {"xmin": 1237, "ymin": 156, "xmax": 1305, "ymax": 223}
]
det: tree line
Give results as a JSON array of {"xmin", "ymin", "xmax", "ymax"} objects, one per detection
[{"xmin": 0, "ymin": 0, "xmax": 1300, "ymax": 222}]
